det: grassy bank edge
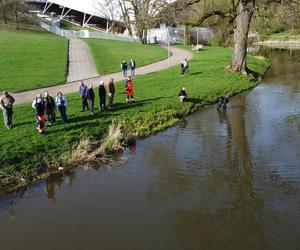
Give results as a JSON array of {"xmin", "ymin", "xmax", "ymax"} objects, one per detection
[{"xmin": 0, "ymin": 50, "xmax": 270, "ymax": 197}]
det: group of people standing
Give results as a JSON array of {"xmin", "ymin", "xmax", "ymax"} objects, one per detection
[
  {"xmin": 79, "ymin": 77, "xmax": 116, "ymax": 114},
  {"xmin": 121, "ymin": 59, "xmax": 136, "ymax": 77},
  {"xmin": 31, "ymin": 91, "xmax": 67, "ymax": 134},
  {"xmin": 1, "ymin": 57, "xmax": 193, "ymax": 133}
]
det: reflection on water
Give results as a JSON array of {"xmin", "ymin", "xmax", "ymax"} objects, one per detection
[{"xmin": 0, "ymin": 48, "xmax": 300, "ymax": 250}]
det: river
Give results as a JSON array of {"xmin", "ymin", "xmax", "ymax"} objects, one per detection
[{"xmin": 0, "ymin": 48, "xmax": 300, "ymax": 250}]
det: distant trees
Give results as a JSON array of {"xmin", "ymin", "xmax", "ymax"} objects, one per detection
[
  {"xmin": 174, "ymin": 0, "xmax": 300, "ymax": 74},
  {"xmin": 0, "ymin": 0, "xmax": 31, "ymax": 29}
]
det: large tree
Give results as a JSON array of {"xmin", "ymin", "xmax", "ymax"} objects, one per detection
[{"xmin": 229, "ymin": 0, "xmax": 256, "ymax": 73}]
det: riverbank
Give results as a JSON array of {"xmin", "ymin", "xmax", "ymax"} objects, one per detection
[{"xmin": 0, "ymin": 46, "xmax": 269, "ymax": 196}]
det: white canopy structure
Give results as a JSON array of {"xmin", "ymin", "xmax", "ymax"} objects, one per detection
[{"xmin": 42, "ymin": 0, "xmax": 120, "ymax": 26}]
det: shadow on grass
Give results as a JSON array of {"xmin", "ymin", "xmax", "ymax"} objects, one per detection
[{"xmin": 188, "ymin": 71, "xmax": 202, "ymax": 76}]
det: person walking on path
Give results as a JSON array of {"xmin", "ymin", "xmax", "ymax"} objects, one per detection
[
  {"xmin": 180, "ymin": 58, "xmax": 189, "ymax": 75},
  {"xmin": 0, "ymin": 91, "xmax": 15, "ymax": 129},
  {"xmin": 108, "ymin": 78, "xmax": 115, "ymax": 110},
  {"xmin": 86, "ymin": 84, "xmax": 95, "ymax": 114},
  {"xmin": 43, "ymin": 91, "xmax": 56, "ymax": 125},
  {"xmin": 178, "ymin": 87, "xmax": 187, "ymax": 102},
  {"xmin": 125, "ymin": 76, "xmax": 134, "ymax": 103},
  {"xmin": 55, "ymin": 92, "xmax": 68, "ymax": 123},
  {"xmin": 79, "ymin": 81, "xmax": 89, "ymax": 112},
  {"xmin": 121, "ymin": 61, "xmax": 128, "ymax": 77},
  {"xmin": 129, "ymin": 59, "xmax": 136, "ymax": 77},
  {"xmin": 99, "ymin": 81, "xmax": 106, "ymax": 112},
  {"xmin": 32, "ymin": 94, "xmax": 45, "ymax": 134}
]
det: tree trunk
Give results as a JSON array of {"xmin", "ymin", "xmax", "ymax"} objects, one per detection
[
  {"xmin": 0, "ymin": 0, "xmax": 7, "ymax": 24},
  {"xmin": 15, "ymin": 7, "xmax": 19, "ymax": 29},
  {"xmin": 229, "ymin": 0, "xmax": 256, "ymax": 74}
]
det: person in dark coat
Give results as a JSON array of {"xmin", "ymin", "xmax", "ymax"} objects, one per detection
[
  {"xmin": 121, "ymin": 61, "xmax": 128, "ymax": 77},
  {"xmin": 86, "ymin": 84, "xmax": 95, "ymax": 114},
  {"xmin": 43, "ymin": 91, "xmax": 56, "ymax": 125},
  {"xmin": 129, "ymin": 59, "xmax": 136, "ymax": 77},
  {"xmin": 32, "ymin": 94, "xmax": 45, "ymax": 134},
  {"xmin": 108, "ymin": 78, "xmax": 115, "ymax": 110},
  {"xmin": 99, "ymin": 81, "xmax": 106, "ymax": 112},
  {"xmin": 178, "ymin": 87, "xmax": 187, "ymax": 102},
  {"xmin": 79, "ymin": 81, "xmax": 88, "ymax": 112}
]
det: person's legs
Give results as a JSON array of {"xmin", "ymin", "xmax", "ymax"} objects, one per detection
[
  {"xmin": 82, "ymin": 97, "xmax": 88, "ymax": 111},
  {"xmin": 3, "ymin": 109, "xmax": 8, "ymax": 127},
  {"xmin": 50, "ymin": 109, "xmax": 56, "ymax": 123},
  {"xmin": 61, "ymin": 106, "xmax": 67, "ymax": 123},
  {"xmin": 7, "ymin": 108, "xmax": 13, "ymax": 128},
  {"xmin": 179, "ymin": 96, "xmax": 186, "ymax": 102},
  {"xmin": 88, "ymin": 99, "xmax": 94, "ymax": 114},
  {"xmin": 109, "ymin": 94, "xmax": 114, "ymax": 109}
]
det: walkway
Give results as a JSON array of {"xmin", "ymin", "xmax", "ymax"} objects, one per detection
[
  {"xmin": 13, "ymin": 46, "xmax": 193, "ymax": 104},
  {"xmin": 67, "ymin": 38, "xmax": 99, "ymax": 82}
]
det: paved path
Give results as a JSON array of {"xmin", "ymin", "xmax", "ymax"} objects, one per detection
[
  {"xmin": 13, "ymin": 46, "xmax": 193, "ymax": 104},
  {"xmin": 67, "ymin": 38, "xmax": 99, "ymax": 82}
]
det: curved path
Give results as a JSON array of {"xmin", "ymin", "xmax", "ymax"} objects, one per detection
[{"xmin": 13, "ymin": 46, "xmax": 193, "ymax": 104}]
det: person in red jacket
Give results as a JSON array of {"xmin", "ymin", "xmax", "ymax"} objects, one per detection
[{"xmin": 125, "ymin": 76, "xmax": 134, "ymax": 103}]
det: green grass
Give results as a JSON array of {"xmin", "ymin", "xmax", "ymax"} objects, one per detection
[
  {"xmin": 60, "ymin": 20, "xmax": 95, "ymax": 31},
  {"xmin": 0, "ymin": 29, "xmax": 68, "ymax": 93},
  {"xmin": 0, "ymin": 46, "xmax": 269, "ymax": 193},
  {"xmin": 262, "ymin": 29, "xmax": 300, "ymax": 41},
  {"xmin": 85, "ymin": 39, "xmax": 168, "ymax": 75}
]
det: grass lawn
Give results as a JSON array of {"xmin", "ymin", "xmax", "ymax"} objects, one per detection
[
  {"xmin": 0, "ymin": 46, "xmax": 269, "ymax": 193},
  {"xmin": 0, "ymin": 28, "xmax": 68, "ymax": 93},
  {"xmin": 262, "ymin": 29, "xmax": 300, "ymax": 40},
  {"xmin": 85, "ymin": 39, "xmax": 168, "ymax": 75},
  {"xmin": 60, "ymin": 20, "xmax": 95, "ymax": 32}
]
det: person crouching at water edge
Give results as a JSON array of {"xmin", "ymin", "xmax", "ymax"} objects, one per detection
[
  {"xmin": 125, "ymin": 76, "xmax": 134, "ymax": 103},
  {"xmin": 0, "ymin": 91, "xmax": 15, "ymax": 129},
  {"xmin": 55, "ymin": 92, "xmax": 68, "ymax": 123},
  {"xmin": 32, "ymin": 94, "xmax": 45, "ymax": 134},
  {"xmin": 178, "ymin": 87, "xmax": 187, "ymax": 102}
]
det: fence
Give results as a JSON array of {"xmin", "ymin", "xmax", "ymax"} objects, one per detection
[{"xmin": 38, "ymin": 21, "xmax": 139, "ymax": 42}]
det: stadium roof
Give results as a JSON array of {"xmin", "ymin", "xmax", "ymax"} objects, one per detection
[{"xmin": 43, "ymin": 0, "xmax": 119, "ymax": 22}]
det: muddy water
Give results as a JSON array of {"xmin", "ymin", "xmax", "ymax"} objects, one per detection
[{"xmin": 1, "ymin": 48, "xmax": 300, "ymax": 250}]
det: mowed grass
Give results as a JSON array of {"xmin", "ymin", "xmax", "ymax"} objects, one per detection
[
  {"xmin": 85, "ymin": 39, "xmax": 168, "ymax": 75},
  {"xmin": 0, "ymin": 46, "xmax": 269, "ymax": 191},
  {"xmin": 0, "ymin": 29, "xmax": 68, "ymax": 93}
]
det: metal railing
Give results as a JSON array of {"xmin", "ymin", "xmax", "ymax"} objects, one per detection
[{"xmin": 38, "ymin": 21, "xmax": 139, "ymax": 42}]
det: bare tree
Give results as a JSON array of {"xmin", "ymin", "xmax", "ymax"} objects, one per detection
[
  {"xmin": 93, "ymin": 0, "xmax": 121, "ymax": 32},
  {"xmin": 6, "ymin": 0, "xmax": 30, "ymax": 29},
  {"xmin": 118, "ymin": 0, "xmax": 171, "ymax": 43},
  {"xmin": 0, "ymin": 0, "xmax": 8, "ymax": 24}
]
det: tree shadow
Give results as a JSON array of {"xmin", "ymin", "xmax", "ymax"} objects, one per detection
[{"xmin": 188, "ymin": 71, "xmax": 202, "ymax": 76}]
